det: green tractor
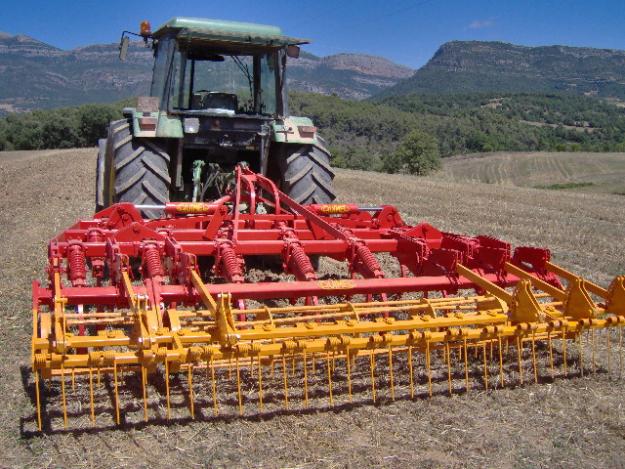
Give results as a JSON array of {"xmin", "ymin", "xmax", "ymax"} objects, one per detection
[{"xmin": 96, "ymin": 17, "xmax": 335, "ymax": 217}]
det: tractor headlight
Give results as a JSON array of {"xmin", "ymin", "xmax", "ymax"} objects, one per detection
[{"xmin": 184, "ymin": 118, "xmax": 200, "ymax": 134}]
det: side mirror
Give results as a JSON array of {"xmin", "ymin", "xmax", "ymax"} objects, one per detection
[
  {"xmin": 286, "ymin": 45, "xmax": 300, "ymax": 59},
  {"xmin": 119, "ymin": 36, "xmax": 129, "ymax": 61}
]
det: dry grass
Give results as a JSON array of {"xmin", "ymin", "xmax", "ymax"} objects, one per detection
[
  {"xmin": 1, "ymin": 149, "xmax": 625, "ymax": 469},
  {"xmin": 439, "ymin": 151, "xmax": 625, "ymax": 196}
]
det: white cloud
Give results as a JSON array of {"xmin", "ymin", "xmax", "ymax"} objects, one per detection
[{"xmin": 467, "ymin": 19, "xmax": 495, "ymax": 30}]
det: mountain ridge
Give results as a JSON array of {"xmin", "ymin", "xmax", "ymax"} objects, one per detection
[
  {"xmin": 380, "ymin": 40, "xmax": 625, "ymax": 98},
  {"xmin": 0, "ymin": 33, "xmax": 413, "ymax": 111}
]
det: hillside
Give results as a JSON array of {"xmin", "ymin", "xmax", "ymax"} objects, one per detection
[
  {"xmin": 439, "ymin": 151, "xmax": 625, "ymax": 195},
  {"xmin": 0, "ymin": 33, "xmax": 413, "ymax": 112},
  {"xmin": 380, "ymin": 41, "xmax": 625, "ymax": 98}
]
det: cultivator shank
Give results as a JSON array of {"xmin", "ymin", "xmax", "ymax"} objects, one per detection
[{"xmin": 31, "ymin": 167, "xmax": 625, "ymax": 430}]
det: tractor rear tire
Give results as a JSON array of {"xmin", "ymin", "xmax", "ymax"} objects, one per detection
[
  {"xmin": 280, "ymin": 142, "xmax": 336, "ymax": 204},
  {"xmin": 102, "ymin": 119, "xmax": 171, "ymax": 218}
]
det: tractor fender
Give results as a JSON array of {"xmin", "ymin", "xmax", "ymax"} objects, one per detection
[{"xmin": 271, "ymin": 116, "xmax": 322, "ymax": 145}]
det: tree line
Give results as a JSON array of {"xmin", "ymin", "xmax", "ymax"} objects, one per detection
[{"xmin": 2, "ymin": 92, "xmax": 625, "ymax": 176}]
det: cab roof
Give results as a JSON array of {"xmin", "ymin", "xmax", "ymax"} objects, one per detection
[{"xmin": 153, "ymin": 17, "xmax": 308, "ymax": 47}]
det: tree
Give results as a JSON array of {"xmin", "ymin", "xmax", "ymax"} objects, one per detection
[{"xmin": 389, "ymin": 129, "xmax": 441, "ymax": 175}]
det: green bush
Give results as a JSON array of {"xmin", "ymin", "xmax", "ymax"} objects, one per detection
[{"xmin": 385, "ymin": 129, "xmax": 441, "ymax": 175}]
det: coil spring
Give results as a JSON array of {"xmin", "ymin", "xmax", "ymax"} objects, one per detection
[
  {"xmin": 355, "ymin": 243, "xmax": 383, "ymax": 277},
  {"xmin": 289, "ymin": 243, "xmax": 316, "ymax": 279},
  {"xmin": 219, "ymin": 243, "xmax": 243, "ymax": 282},
  {"xmin": 67, "ymin": 243, "xmax": 87, "ymax": 287},
  {"xmin": 143, "ymin": 245, "xmax": 163, "ymax": 278}
]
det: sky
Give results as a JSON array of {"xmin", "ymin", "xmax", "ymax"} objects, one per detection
[{"xmin": 1, "ymin": 0, "xmax": 624, "ymax": 69}]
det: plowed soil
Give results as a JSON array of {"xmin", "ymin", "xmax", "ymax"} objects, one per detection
[{"xmin": 1, "ymin": 149, "xmax": 625, "ymax": 469}]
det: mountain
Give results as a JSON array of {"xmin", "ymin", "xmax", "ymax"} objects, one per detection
[
  {"xmin": 0, "ymin": 33, "xmax": 413, "ymax": 112},
  {"xmin": 379, "ymin": 41, "xmax": 625, "ymax": 99}
]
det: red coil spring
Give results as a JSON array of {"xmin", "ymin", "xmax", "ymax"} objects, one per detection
[
  {"xmin": 67, "ymin": 243, "xmax": 87, "ymax": 287},
  {"xmin": 355, "ymin": 243, "xmax": 383, "ymax": 278},
  {"xmin": 219, "ymin": 243, "xmax": 244, "ymax": 283},
  {"xmin": 289, "ymin": 243, "xmax": 316, "ymax": 280},
  {"xmin": 143, "ymin": 245, "xmax": 164, "ymax": 278}
]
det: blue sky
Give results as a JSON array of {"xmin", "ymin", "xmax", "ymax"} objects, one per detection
[{"xmin": 1, "ymin": 0, "xmax": 624, "ymax": 68}]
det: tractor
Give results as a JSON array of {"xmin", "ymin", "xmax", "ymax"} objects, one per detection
[{"xmin": 96, "ymin": 17, "xmax": 335, "ymax": 217}]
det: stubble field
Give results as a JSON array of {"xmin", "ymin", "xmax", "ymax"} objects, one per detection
[{"xmin": 1, "ymin": 148, "xmax": 624, "ymax": 469}]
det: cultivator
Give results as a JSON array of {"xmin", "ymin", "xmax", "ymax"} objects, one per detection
[{"xmin": 31, "ymin": 166, "xmax": 625, "ymax": 431}]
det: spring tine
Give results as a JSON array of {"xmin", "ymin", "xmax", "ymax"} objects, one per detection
[
  {"xmin": 463, "ymin": 338, "xmax": 469, "ymax": 392},
  {"xmin": 303, "ymin": 349, "xmax": 309, "ymax": 405},
  {"xmin": 497, "ymin": 336, "xmax": 505, "ymax": 388},
  {"xmin": 228, "ymin": 357, "xmax": 233, "ymax": 380},
  {"xmin": 607, "ymin": 329, "xmax": 612, "ymax": 375},
  {"xmin": 562, "ymin": 333, "xmax": 568, "ymax": 376},
  {"xmin": 164, "ymin": 359, "xmax": 171, "ymax": 420},
  {"xmin": 34, "ymin": 370, "xmax": 42, "ymax": 431},
  {"xmin": 236, "ymin": 357, "xmax": 243, "ymax": 416},
  {"xmin": 578, "ymin": 333, "xmax": 584, "ymax": 377},
  {"xmin": 326, "ymin": 352, "xmax": 334, "ymax": 406},
  {"xmin": 482, "ymin": 342, "xmax": 489, "ymax": 390},
  {"xmin": 97, "ymin": 367, "xmax": 101, "ymax": 387},
  {"xmin": 531, "ymin": 332, "xmax": 538, "ymax": 384},
  {"xmin": 88, "ymin": 368, "xmax": 95, "ymax": 424},
  {"xmin": 210, "ymin": 356, "xmax": 218, "ymax": 415},
  {"xmin": 312, "ymin": 352, "xmax": 316, "ymax": 374},
  {"xmin": 548, "ymin": 332, "xmax": 555, "ymax": 379},
  {"xmin": 408, "ymin": 345, "xmax": 415, "ymax": 399},
  {"xmin": 369, "ymin": 352, "xmax": 376, "ymax": 403},
  {"xmin": 141, "ymin": 365, "xmax": 148, "ymax": 422},
  {"xmin": 113, "ymin": 361, "xmax": 120, "ymax": 425},
  {"xmin": 60, "ymin": 364, "xmax": 68, "ymax": 429},
  {"xmin": 346, "ymin": 351, "xmax": 353, "ymax": 402},
  {"xmin": 282, "ymin": 354, "xmax": 289, "ymax": 409},
  {"xmin": 188, "ymin": 364, "xmax": 196, "ymax": 419},
  {"xmin": 445, "ymin": 341, "xmax": 452, "ymax": 395},
  {"xmin": 591, "ymin": 329, "xmax": 596, "ymax": 374},
  {"xmin": 426, "ymin": 340, "xmax": 432, "ymax": 397},
  {"xmin": 71, "ymin": 369, "xmax": 76, "ymax": 392},
  {"xmin": 618, "ymin": 326, "xmax": 623, "ymax": 379},
  {"xmin": 388, "ymin": 345, "xmax": 395, "ymax": 401},
  {"xmin": 257, "ymin": 356, "xmax": 264, "ymax": 411},
  {"xmin": 516, "ymin": 337, "xmax": 524, "ymax": 385},
  {"xmin": 292, "ymin": 353, "xmax": 296, "ymax": 377}
]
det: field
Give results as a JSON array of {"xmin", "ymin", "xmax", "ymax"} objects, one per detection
[
  {"xmin": 440, "ymin": 151, "xmax": 625, "ymax": 195},
  {"xmin": 1, "ymin": 149, "xmax": 625, "ymax": 468}
]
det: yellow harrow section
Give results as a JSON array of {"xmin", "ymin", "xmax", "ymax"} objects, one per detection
[{"xmin": 31, "ymin": 261, "xmax": 625, "ymax": 431}]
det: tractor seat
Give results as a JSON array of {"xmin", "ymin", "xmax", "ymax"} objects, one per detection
[{"xmin": 191, "ymin": 91, "xmax": 238, "ymax": 115}]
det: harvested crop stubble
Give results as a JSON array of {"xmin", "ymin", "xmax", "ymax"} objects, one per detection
[{"xmin": 1, "ymin": 149, "xmax": 625, "ymax": 469}]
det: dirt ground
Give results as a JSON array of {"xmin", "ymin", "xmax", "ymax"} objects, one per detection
[{"xmin": 1, "ymin": 148, "xmax": 625, "ymax": 469}]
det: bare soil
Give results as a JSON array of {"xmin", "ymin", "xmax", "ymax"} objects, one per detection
[{"xmin": 1, "ymin": 149, "xmax": 625, "ymax": 469}]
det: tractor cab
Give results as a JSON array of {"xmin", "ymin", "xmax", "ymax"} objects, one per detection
[{"xmin": 98, "ymin": 17, "xmax": 334, "ymax": 217}]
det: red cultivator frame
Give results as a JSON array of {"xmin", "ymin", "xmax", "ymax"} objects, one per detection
[{"xmin": 31, "ymin": 166, "xmax": 625, "ymax": 431}]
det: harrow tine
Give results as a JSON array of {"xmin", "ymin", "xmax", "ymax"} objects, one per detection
[
  {"xmin": 516, "ymin": 337, "xmax": 524, "ymax": 385},
  {"xmin": 562, "ymin": 332, "xmax": 568, "ymax": 376},
  {"xmin": 326, "ymin": 352, "xmax": 334, "ymax": 407},
  {"xmin": 235, "ymin": 358, "xmax": 243, "ymax": 416},
  {"xmin": 408, "ymin": 345, "xmax": 415, "ymax": 399},
  {"xmin": 34, "ymin": 370, "xmax": 42, "ymax": 432},
  {"xmin": 619, "ymin": 326, "xmax": 623, "ymax": 378},
  {"xmin": 388, "ymin": 345, "xmax": 395, "ymax": 401},
  {"xmin": 302, "ymin": 350, "xmax": 309, "ymax": 406},
  {"xmin": 530, "ymin": 333, "xmax": 538, "ymax": 384},
  {"xmin": 210, "ymin": 356, "xmax": 218, "ymax": 415},
  {"xmin": 426, "ymin": 341, "xmax": 432, "ymax": 397},
  {"xmin": 89, "ymin": 368, "xmax": 95, "ymax": 424},
  {"xmin": 346, "ymin": 352, "xmax": 353, "ymax": 402},
  {"xmin": 113, "ymin": 361, "xmax": 120, "ymax": 425},
  {"xmin": 141, "ymin": 365, "xmax": 148, "ymax": 422},
  {"xmin": 282, "ymin": 354, "xmax": 289, "ymax": 409},
  {"xmin": 607, "ymin": 329, "xmax": 611, "ymax": 375},
  {"xmin": 482, "ymin": 342, "xmax": 489, "ymax": 390},
  {"xmin": 60, "ymin": 365, "xmax": 68, "ymax": 429},
  {"xmin": 548, "ymin": 332, "xmax": 555, "ymax": 379},
  {"xmin": 463, "ymin": 338, "xmax": 470, "ymax": 392},
  {"xmin": 257, "ymin": 357, "xmax": 264, "ymax": 411},
  {"xmin": 591, "ymin": 329, "xmax": 596, "ymax": 374},
  {"xmin": 164, "ymin": 360, "xmax": 171, "ymax": 420},
  {"xmin": 188, "ymin": 365, "xmax": 196, "ymax": 419},
  {"xmin": 497, "ymin": 336, "xmax": 505, "ymax": 388},
  {"xmin": 369, "ymin": 352, "xmax": 376, "ymax": 403},
  {"xmin": 578, "ymin": 334, "xmax": 584, "ymax": 377},
  {"xmin": 445, "ymin": 342, "xmax": 452, "ymax": 395}
]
